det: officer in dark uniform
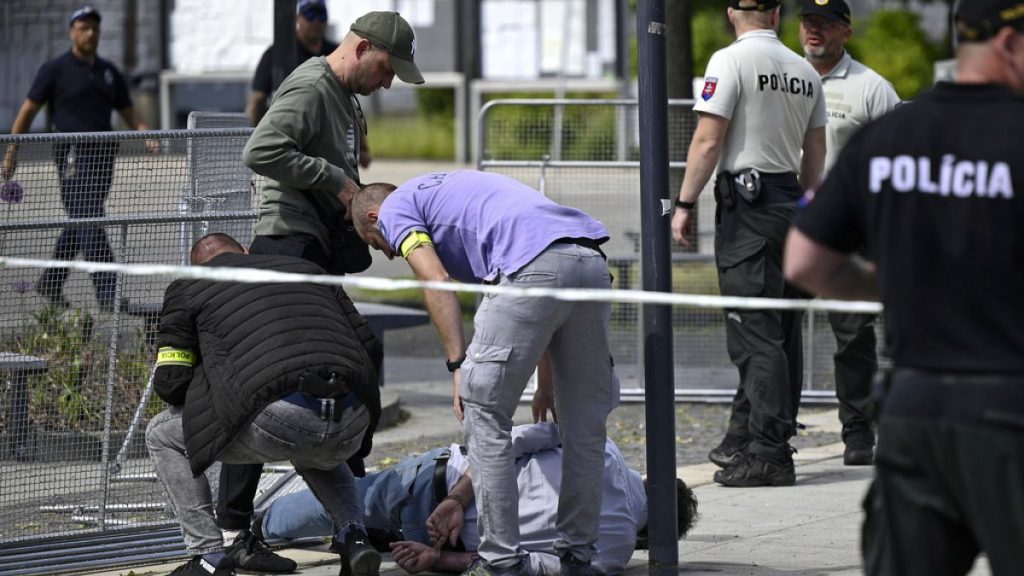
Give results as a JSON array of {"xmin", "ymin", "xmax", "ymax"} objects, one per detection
[
  {"xmin": 672, "ymin": 0, "xmax": 827, "ymax": 486},
  {"xmin": 785, "ymin": 1, "xmax": 1024, "ymax": 572},
  {"xmin": 245, "ymin": 0, "xmax": 339, "ymax": 126},
  {"xmin": 1, "ymin": 6, "xmax": 155, "ymax": 311}
]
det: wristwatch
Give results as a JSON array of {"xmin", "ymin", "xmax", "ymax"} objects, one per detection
[
  {"xmin": 675, "ymin": 199, "xmax": 696, "ymax": 210},
  {"xmin": 446, "ymin": 356, "xmax": 465, "ymax": 373}
]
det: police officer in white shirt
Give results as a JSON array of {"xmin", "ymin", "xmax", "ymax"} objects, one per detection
[
  {"xmin": 799, "ymin": 0, "xmax": 900, "ymax": 467},
  {"xmin": 671, "ymin": 0, "xmax": 827, "ymax": 487}
]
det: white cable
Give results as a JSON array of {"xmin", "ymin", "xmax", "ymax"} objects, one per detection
[{"xmin": 0, "ymin": 256, "xmax": 882, "ymax": 313}]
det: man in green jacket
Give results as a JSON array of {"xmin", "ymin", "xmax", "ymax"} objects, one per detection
[{"xmin": 233, "ymin": 11, "xmax": 423, "ymax": 573}]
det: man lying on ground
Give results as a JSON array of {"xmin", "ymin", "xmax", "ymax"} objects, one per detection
[{"xmin": 256, "ymin": 422, "xmax": 698, "ymax": 575}]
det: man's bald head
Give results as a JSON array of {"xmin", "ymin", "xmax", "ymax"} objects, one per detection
[{"xmin": 190, "ymin": 233, "xmax": 246, "ymax": 265}]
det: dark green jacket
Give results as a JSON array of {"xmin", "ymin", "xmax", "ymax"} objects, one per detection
[{"xmin": 243, "ymin": 56, "xmax": 362, "ymax": 250}]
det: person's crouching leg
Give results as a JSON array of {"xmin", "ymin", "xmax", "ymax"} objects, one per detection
[{"xmin": 146, "ymin": 407, "xmax": 233, "ymax": 574}]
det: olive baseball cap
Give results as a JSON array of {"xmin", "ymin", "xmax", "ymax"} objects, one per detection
[
  {"xmin": 351, "ymin": 11, "xmax": 425, "ymax": 85},
  {"xmin": 955, "ymin": 0, "xmax": 1024, "ymax": 42}
]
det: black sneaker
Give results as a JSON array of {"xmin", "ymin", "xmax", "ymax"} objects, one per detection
[
  {"xmin": 708, "ymin": 434, "xmax": 749, "ymax": 468},
  {"xmin": 559, "ymin": 555, "xmax": 594, "ymax": 576},
  {"xmin": 714, "ymin": 452, "xmax": 796, "ymax": 487},
  {"xmin": 227, "ymin": 530, "xmax": 296, "ymax": 574},
  {"xmin": 843, "ymin": 438, "xmax": 875, "ymax": 466},
  {"xmin": 331, "ymin": 528, "xmax": 381, "ymax": 576},
  {"xmin": 169, "ymin": 556, "xmax": 235, "ymax": 576}
]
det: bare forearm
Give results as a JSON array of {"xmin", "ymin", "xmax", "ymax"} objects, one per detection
[
  {"xmin": 435, "ymin": 550, "xmax": 475, "ymax": 572},
  {"xmin": 424, "ymin": 288, "xmax": 465, "ymax": 362},
  {"xmin": 678, "ymin": 139, "xmax": 720, "ymax": 203}
]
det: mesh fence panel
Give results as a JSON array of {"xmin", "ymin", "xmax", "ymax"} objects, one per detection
[
  {"xmin": 0, "ymin": 127, "xmax": 256, "ymax": 543},
  {"xmin": 478, "ymin": 99, "xmax": 883, "ymax": 394}
]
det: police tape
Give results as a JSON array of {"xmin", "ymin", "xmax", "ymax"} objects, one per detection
[{"xmin": 0, "ymin": 256, "xmax": 883, "ymax": 314}]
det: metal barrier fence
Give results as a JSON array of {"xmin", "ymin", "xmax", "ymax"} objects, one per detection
[
  {"xmin": 477, "ymin": 98, "xmax": 883, "ymax": 399},
  {"xmin": 0, "ymin": 126, "xmax": 262, "ymax": 553}
]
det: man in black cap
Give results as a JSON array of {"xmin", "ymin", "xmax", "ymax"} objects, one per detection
[
  {"xmin": 1, "ymin": 5, "xmax": 156, "ymax": 311},
  {"xmin": 230, "ymin": 11, "xmax": 424, "ymax": 573},
  {"xmin": 798, "ymin": 0, "xmax": 900, "ymax": 466},
  {"xmin": 246, "ymin": 0, "xmax": 337, "ymax": 125},
  {"xmin": 671, "ymin": 0, "xmax": 827, "ymax": 487},
  {"xmin": 785, "ymin": 1, "xmax": 1024, "ymax": 573}
]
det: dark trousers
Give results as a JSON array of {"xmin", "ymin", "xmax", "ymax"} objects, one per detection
[
  {"xmin": 717, "ymin": 176, "xmax": 804, "ymax": 460},
  {"xmin": 828, "ymin": 312, "xmax": 877, "ymax": 442},
  {"xmin": 863, "ymin": 369, "xmax": 1024, "ymax": 575},
  {"xmin": 38, "ymin": 143, "xmax": 118, "ymax": 305},
  {"xmin": 216, "ymin": 233, "xmax": 366, "ymax": 531}
]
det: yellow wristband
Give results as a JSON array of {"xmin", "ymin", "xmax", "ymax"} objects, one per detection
[{"xmin": 156, "ymin": 347, "xmax": 196, "ymax": 367}]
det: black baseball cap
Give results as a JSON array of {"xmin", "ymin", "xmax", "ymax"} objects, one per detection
[
  {"xmin": 297, "ymin": 0, "xmax": 327, "ymax": 23},
  {"xmin": 800, "ymin": 0, "xmax": 852, "ymax": 25},
  {"xmin": 729, "ymin": 0, "xmax": 781, "ymax": 11},
  {"xmin": 351, "ymin": 11, "xmax": 424, "ymax": 85},
  {"xmin": 955, "ymin": 0, "xmax": 1024, "ymax": 41},
  {"xmin": 69, "ymin": 6, "xmax": 101, "ymax": 27}
]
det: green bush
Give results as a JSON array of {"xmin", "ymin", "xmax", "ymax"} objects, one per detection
[
  {"xmin": 849, "ymin": 10, "xmax": 937, "ymax": 99},
  {"xmin": 481, "ymin": 91, "xmax": 621, "ymax": 161},
  {"xmin": 10, "ymin": 307, "xmax": 153, "ymax": 431}
]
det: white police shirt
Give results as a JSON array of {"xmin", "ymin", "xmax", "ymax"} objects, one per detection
[
  {"xmin": 818, "ymin": 51, "xmax": 900, "ymax": 172},
  {"xmin": 447, "ymin": 422, "xmax": 646, "ymax": 576},
  {"xmin": 696, "ymin": 29, "xmax": 827, "ymax": 174}
]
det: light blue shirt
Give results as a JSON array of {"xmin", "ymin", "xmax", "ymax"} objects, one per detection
[
  {"xmin": 447, "ymin": 423, "xmax": 646, "ymax": 576},
  {"xmin": 378, "ymin": 170, "xmax": 609, "ymax": 283}
]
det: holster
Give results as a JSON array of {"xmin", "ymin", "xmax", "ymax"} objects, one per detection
[{"xmin": 733, "ymin": 168, "xmax": 763, "ymax": 204}]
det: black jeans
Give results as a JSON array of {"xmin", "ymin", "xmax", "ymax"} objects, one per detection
[
  {"xmin": 38, "ymin": 142, "xmax": 119, "ymax": 305},
  {"xmin": 863, "ymin": 369, "xmax": 1024, "ymax": 575}
]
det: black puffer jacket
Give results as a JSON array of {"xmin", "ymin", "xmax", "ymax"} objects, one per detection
[{"xmin": 153, "ymin": 253, "xmax": 381, "ymax": 476}]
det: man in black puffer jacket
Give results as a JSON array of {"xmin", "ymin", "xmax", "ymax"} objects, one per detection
[{"xmin": 146, "ymin": 233, "xmax": 383, "ymax": 576}]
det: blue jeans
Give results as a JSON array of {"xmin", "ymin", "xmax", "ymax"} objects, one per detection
[
  {"xmin": 461, "ymin": 243, "xmax": 616, "ymax": 567},
  {"xmin": 261, "ymin": 448, "xmax": 449, "ymax": 544},
  {"xmin": 146, "ymin": 399, "xmax": 370, "ymax": 556}
]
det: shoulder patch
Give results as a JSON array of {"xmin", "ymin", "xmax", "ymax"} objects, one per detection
[{"xmin": 701, "ymin": 78, "xmax": 718, "ymax": 101}]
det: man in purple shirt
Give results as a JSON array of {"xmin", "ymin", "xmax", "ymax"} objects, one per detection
[{"xmin": 351, "ymin": 170, "xmax": 617, "ymax": 576}]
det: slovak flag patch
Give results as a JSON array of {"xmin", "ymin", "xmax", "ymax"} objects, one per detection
[{"xmin": 701, "ymin": 77, "xmax": 718, "ymax": 101}]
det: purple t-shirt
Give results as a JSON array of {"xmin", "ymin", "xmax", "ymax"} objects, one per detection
[{"xmin": 378, "ymin": 170, "xmax": 609, "ymax": 283}]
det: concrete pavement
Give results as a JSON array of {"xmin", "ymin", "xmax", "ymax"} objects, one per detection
[{"xmin": 81, "ymin": 396, "xmax": 883, "ymax": 576}]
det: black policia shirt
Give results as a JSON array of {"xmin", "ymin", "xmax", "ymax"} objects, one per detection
[
  {"xmin": 795, "ymin": 83, "xmax": 1024, "ymax": 374},
  {"xmin": 28, "ymin": 51, "xmax": 131, "ymax": 132}
]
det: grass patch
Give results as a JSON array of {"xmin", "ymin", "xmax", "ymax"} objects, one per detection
[
  {"xmin": 348, "ymin": 284, "xmax": 478, "ymax": 315},
  {"xmin": 368, "ymin": 114, "xmax": 455, "ymax": 160}
]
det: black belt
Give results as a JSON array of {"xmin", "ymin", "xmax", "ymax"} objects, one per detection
[
  {"xmin": 430, "ymin": 449, "xmax": 467, "ymax": 551},
  {"xmin": 553, "ymin": 237, "xmax": 607, "ymax": 258},
  {"xmin": 432, "ymin": 450, "xmax": 451, "ymax": 505},
  {"xmin": 281, "ymin": 390, "xmax": 361, "ymax": 421}
]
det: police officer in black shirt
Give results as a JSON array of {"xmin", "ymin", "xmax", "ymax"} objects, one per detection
[
  {"xmin": 245, "ymin": 0, "xmax": 371, "ymax": 167},
  {"xmin": 785, "ymin": 1, "xmax": 1024, "ymax": 572},
  {"xmin": 246, "ymin": 0, "xmax": 338, "ymax": 125},
  {"xmin": 2, "ymin": 6, "xmax": 156, "ymax": 311}
]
